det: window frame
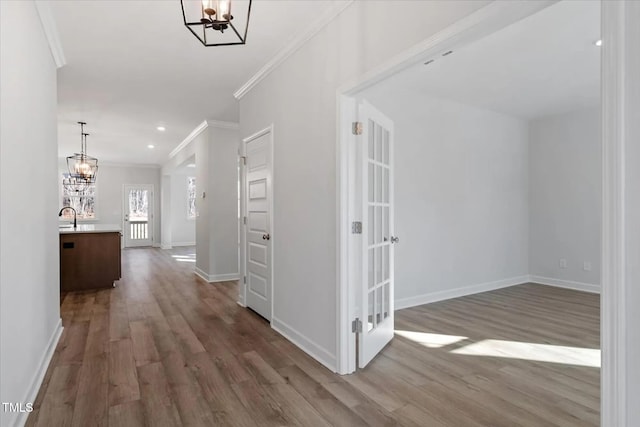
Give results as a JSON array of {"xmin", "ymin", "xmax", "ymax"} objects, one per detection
[
  {"xmin": 59, "ymin": 172, "xmax": 98, "ymax": 221},
  {"xmin": 187, "ymin": 176, "xmax": 196, "ymax": 220}
]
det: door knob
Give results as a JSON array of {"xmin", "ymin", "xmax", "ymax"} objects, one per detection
[
  {"xmin": 262, "ymin": 234, "xmax": 270, "ymax": 240},
  {"xmin": 390, "ymin": 236, "xmax": 399, "ymax": 244}
]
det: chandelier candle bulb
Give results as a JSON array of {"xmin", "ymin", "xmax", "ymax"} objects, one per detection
[{"xmin": 218, "ymin": 0, "xmax": 231, "ymax": 20}]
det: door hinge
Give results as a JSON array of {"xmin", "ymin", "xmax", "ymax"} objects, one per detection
[
  {"xmin": 352, "ymin": 318, "xmax": 363, "ymax": 333},
  {"xmin": 352, "ymin": 122, "xmax": 363, "ymax": 136},
  {"xmin": 351, "ymin": 221, "xmax": 362, "ymax": 234},
  {"xmin": 243, "ymin": 216, "xmax": 247, "ymax": 225},
  {"xmin": 240, "ymin": 156, "xmax": 247, "ymax": 165},
  {"xmin": 243, "ymin": 276, "xmax": 247, "ymax": 284}
]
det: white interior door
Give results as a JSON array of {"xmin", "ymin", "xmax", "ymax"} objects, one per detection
[
  {"xmin": 123, "ymin": 184, "xmax": 153, "ymax": 247},
  {"xmin": 243, "ymin": 129, "xmax": 273, "ymax": 320},
  {"xmin": 359, "ymin": 101, "xmax": 395, "ymax": 368}
]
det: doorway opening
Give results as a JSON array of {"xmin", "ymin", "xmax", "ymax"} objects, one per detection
[
  {"xmin": 337, "ymin": 1, "xmax": 602, "ymax": 394},
  {"xmin": 123, "ymin": 184, "xmax": 154, "ymax": 248}
]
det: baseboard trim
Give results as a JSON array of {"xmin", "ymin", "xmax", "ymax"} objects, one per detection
[
  {"xmin": 160, "ymin": 243, "xmax": 172, "ymax": 250},
  {"xmin": 13, "ymin": 319, "xmax": 63, "ymax": 427},
  {"xmin": 194, "ymin": 267, "xmax": 209, "ymax": 283},
  {"xmin": 395, "ymin": 275, "xmax": 530, "ymax": 310},
  {"xmin": 171, "ymin": 241, "xmax": 195, "ymax": 247},
  {"xmin": 194, "ymin": 268, "xmax": 239, "ymax": 283},
  {"xmin": 529, "ymin": 275, "xmax": 601, "ymax": 294},
  {"xmin": 271, "ymin": 317, "xmax": 337, "ymax": 373},
  {"xmin": 209, "ymin": 273, "xmax": 240, "ymax": 283}
]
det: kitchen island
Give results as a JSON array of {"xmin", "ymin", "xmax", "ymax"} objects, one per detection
[{"xmin": 59, "ymin": 224, "xmax": 122, "ymax": 292}]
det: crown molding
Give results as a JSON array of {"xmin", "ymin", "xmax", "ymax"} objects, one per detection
[
  {"xmin": 169, "ymin": 120, "xmax": 209, "ymax": 159},
  {"xmin": 34, "ymin": 0, "xmax": 66, "ymax": 68},
  {"xmin": 99, "ymin": 161, "xmax": 161, "ymax": 169},
  {"xmin": 233, "ymin": 0, "xmax": 354, "ymax": 100},
  {"xmin": 208, "ymin": 119, "xmax": 240, "ymax": 130}
]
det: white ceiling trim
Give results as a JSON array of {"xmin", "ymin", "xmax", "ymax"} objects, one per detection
[
  {"xmin": 338, "ymin": 0, "xmax": 555, "ymax": 96},
  {"xmin": 233, "ymin": 0, "xmax": 354, "ymax": 100},
  {"xmin": 99, "ymin": 161, "xmax": 161, "ymax": 169},
  {"xmin": 208, "ymin": 119, "xmax": 240, "ymax": 130},
  {"xmin": 35, "ymin": 0, "xmax": 66, "ymax": 68},
  {"xmin": 169, "ymin": 120, "xmax": 208, "ymax": 159}
]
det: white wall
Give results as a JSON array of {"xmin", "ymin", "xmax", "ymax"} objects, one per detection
[
  {"xmin": 239, "ymin": 0, "xmax": 490, "ymax": 370},
  {"xmin": 1, "ymin": 2, "xmax": 62, "ymax": 426},
  {"xmin": 195, "ymin": 130, "xmax": 210, "ymax": 275},
  {"xmin": 170, "ymin": 173, "xmax": 196, "ymax": 245},
  {"xmin": 619, "ymin": 2, "xmax": 640, "ymax": 422},
  {"xmin": 207, "ymin": 127, "xmax": 239, "ymax": 280},
  {"xmin": 529, "ymin": 108, "xmax": 601, "ymax": 288},
  {"xmin": 361, "ymin": 91, "xmax": 530, "ymax": 305},
  {"xmin": 161, "ymin": 174, "xmax": 172, "ymax": 248},
  {"xmin": 194, "ymin": 126, "xmax": 239, "ymax": 281},
  {"xmin": 58, "ymin": 162, "xmax": 162, "ymax": 246}
]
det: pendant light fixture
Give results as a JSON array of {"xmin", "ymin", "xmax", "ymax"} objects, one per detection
[
  {"xmin": 180, "ymin": 0, "xmax": 252, "ymax": 46},
  {"xmin": 64, "ymin": 122, "xmax": 98, "ymax": 192}
]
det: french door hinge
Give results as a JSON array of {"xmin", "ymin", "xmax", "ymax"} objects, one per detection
[
  {"xmin": 352, "ymin": 317, "xmax": 363, "ymax": 333},
  {"xmin": 240, "ymin": 156, "xmax": 247, "ymax": 165},
  {"xmin": 352, "ymin": 122, "xmax": 363, "ymax": 136},
  {"xmin": 351, "ymin": 221, "xmax": 362, "ymax": 234},
  {"xmin": 243, "ymin": 216, "xmax": 247, "ymax": 225},
  {"xmin": 243, "ymin": 276, "xmax": 246, "ymax": 284}
]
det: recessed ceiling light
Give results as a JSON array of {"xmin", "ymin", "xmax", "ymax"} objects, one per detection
[
  {"xmin": 187, "ymin": 163, "xmax": 196, "ymax": 168},
  {"xmin": 595, "ymin": 39, "xmax": 602, "ymax": 47},
  {"xmin": 147, "ymin": 144, "xmax": 155, "ymax": 149},
  {"xmin": 157, "ymin": 126, "xmax": 166, "ymax": 132}
]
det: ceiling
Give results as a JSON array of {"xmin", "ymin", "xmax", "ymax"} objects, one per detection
[
  {"xmin": 53, "ymin": 0, "xmax": 343, "ymax": 165},
  {"xmin": 364, "ymin": 0, "xmax": 600, "ymax": 120}
]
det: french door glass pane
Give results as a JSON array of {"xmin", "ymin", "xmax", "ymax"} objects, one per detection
[
  {"xmin": 128, "ymin": 190, "xmax": 148, "ymax": 221},
  {"xmin": 367, "ymin": 291, "xmax": 374, "ymax": 332},
  {"xmin": 383, "ymin": 283, "xmax": 390, "ymax": 320},
  {"xmin": 368, "ymin": 120, "xmax": 375, "ymax": 160}
]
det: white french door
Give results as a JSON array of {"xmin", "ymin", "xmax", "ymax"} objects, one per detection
[
  {"xmin": 123, "ymin": 184, "xmax": 154, "ymax": 247},
  {"xmin": 359, "ymin": 101, "xmax": 395, "ymax": 368},
  {"xmin": 242, "ymin": 127, "xmax": 273, "ymax": 321}
]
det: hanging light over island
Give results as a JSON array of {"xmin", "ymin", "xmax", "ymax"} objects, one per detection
[{"xmin": 64, "ymin": 121, "xmax": 98, "ymax": 192}]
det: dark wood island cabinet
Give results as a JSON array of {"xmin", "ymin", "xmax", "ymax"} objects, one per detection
[{"xmin": 59, "ymin": 225, "xmax": 122, "ymax": 292}]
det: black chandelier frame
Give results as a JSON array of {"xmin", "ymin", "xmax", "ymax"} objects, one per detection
[{"xmin": 180, "ymin": 0, "xmax": 252, "ymax": 47}]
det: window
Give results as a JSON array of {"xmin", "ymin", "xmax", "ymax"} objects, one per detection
[
  {"xmin": 187, "ymin": 176, "xmax": 196, "ymax": 219},
  {"xmin": 61, "ymin": 173, "xmax": 96, "ymax": 219}
]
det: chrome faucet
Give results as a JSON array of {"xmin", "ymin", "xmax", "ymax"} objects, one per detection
[{"xmin": 58, "ymin": 207, "xmax": 77, "ymax": 229}]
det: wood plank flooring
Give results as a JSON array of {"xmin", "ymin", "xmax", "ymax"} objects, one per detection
[{"xmin": 27, "ymin": 247, "xmax": 600, "ymax": 426}]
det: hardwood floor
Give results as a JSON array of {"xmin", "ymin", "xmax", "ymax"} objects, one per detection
[{"xmin": 28, "ymin": 247, "xmax": 600, "ymax": 426}]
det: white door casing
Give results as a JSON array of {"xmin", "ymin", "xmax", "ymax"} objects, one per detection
[
  {"xmin": 123, "ymin": 184, "xmax": 154, "ymax": 247},
  {"xmin": 242, "ymin": 127, "xmax": 273, "ymax": 321},
  {"xmin": 359, "ymin": 101, "xmax": 395, "ymax": 368}
]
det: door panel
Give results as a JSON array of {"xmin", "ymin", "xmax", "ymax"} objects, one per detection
[
  {"xmin": 243, "ymin": 130, "xmax": 272, "ymax": 320},
  {"xmin": 123, "ymin": 184, "xmax": 153, "ymax": 247},
  {"xmin": 359, "ymin": 102, "xmax": 395, "ymax": 368}
]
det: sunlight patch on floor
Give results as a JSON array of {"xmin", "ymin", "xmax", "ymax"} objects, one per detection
[
  {"xmin": 174, "ymin": 258, "xmax": 196, "ymax": 263},
  {"xmin": 451, "ymin": 339, "xmax": 601, "ymax": 368},
  {"xmin": 394, "ymin": 330, "xmax": 468, "ymax": 348}
]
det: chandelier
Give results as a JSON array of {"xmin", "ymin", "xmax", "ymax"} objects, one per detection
[
  {"xmin": 64, "ymin": 122, "xmax": 98, "ymax": 193},
  {"xmin": 180, "ymin": 0, "xmax": 252, "ymax": 46}
]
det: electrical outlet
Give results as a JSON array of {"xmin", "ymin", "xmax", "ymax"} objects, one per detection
[
  {"xmin": 559, "ymin": 258, "xmax": 568, "ymax": 269},
  {"xmin": 583, "ymin": 261, "xmax": 592, "ymax": 272}
]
